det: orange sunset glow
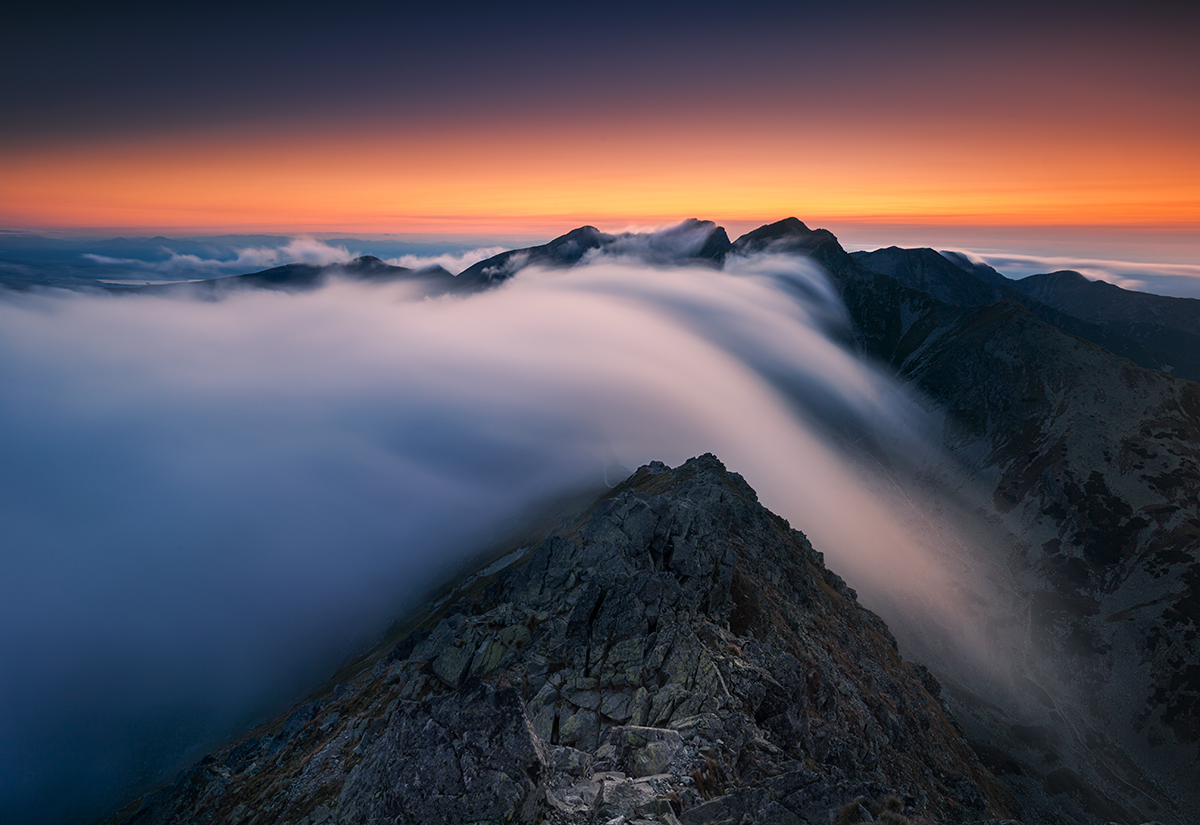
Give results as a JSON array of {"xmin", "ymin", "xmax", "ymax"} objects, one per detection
[
  {"xmin": 5, "ymin": 0, "xmax": 1197, "ymax": 239},
  {"xmin": 3, "ymin": 117, "xmax": 1196, "ymax": 234}
]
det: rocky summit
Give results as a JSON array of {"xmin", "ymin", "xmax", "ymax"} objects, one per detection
[{"xmin": 107, "ymin": 455, "xmax": 1022, "ymax": 825}]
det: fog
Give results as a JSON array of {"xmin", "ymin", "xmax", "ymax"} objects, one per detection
[{"xmin": 0, "ymin": 250, "xmax": 998, "ymax": 823}]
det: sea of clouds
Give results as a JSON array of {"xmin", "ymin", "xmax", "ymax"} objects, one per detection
[{"xmin": 0, "ymin": 239, "xmax": 999, "ymax": 824}]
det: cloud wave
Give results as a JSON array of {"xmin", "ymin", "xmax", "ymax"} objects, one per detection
[{"xmin": 385, "ymin": 246, "xmax": 509, "ymax": 274}]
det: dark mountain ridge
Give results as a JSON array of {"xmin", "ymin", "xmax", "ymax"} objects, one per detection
[
  {"xmin": 735, "ymin": 219, "xmax": 1200, "ymax": 824},
  {"xmin": 453, "ymin": 219, "xmax": 731, "ymax": 290},
  {"xmin": 1009, "ymin": 271, "xmax": 1200, "ymax": 377},
  {"xmin": 1013, "ymin": 269, "xmax": 1200, "ymax": 335}
]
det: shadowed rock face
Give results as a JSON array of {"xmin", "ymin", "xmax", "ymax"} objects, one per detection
[{"xmin": 105, "ymin": 456, "xmax": 1017, "ymax": 825}]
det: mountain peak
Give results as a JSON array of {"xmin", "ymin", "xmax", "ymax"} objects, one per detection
[
  {"xmin": 1039, "ymin": 269, "xmax": 1089, "ymax": 283},
  {"xmin": 113, "ymin": 454, "xmax": 1016, "ymax": 825}
]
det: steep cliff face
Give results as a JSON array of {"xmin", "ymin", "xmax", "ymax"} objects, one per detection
[
  {"xmin": 108, "ymin": 456, "xmax": 1018, "ymax": 825},
  {"xmin": 893, "ymin": 300, "xmax": 1200, "ymax": 811}
]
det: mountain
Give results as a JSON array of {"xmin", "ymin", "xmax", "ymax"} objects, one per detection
[
  {"xmin": 743, "ymin": 220, "xmax": 1199, "ymax": 823},
  {"xmin": 103, "ymin": 455, "xmax": 1021, "ymax": 825},
  {"xmin": 429, "ymin": 217, "xmax": 1200, "ymax": 822},
  {"xmin": 454, "ymin": 225, "xmax": 613, "ymax": 289},
  {"xmin": 850, "ymin": 247, "xmax": 1200, "ymax": 382},
  {"xmin": 90, "ymin": 217, "xmax": 1198, "ymax": 825},
  {"xmin": 1010, "ymin": 271, "xmax": 1200, "ymax": 378},
  {"xmin": 851, "ymin": 247, "xmax": 1008, "ymax": 307},
  {"xmin": 1012, "ymin": 270, "xmax": 1200, "ymax": 334}
]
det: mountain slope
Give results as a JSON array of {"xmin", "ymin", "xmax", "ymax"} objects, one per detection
[
  {"xmin": 851, "ymin": 247, "xmax": 1008, "ymax": 307},
  {"xmin": 1013, "ymin": 270, "xmax": 1200, "ymax": 334},
  {"xmin": 736, "ymin": 219, "xmax": 1198, "ymax": 823},
  {"xmin": 105, "ymin": 456, "xmax": 1018, "ymax": 825},
  {"xmin": 851, "ymin": 247, "xmax": 1200, "ymax": 382}
]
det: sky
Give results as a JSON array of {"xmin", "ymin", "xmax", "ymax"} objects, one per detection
[{"xmin": 2, "ymin": 0, "xmax": 1197, "ymax": 249}]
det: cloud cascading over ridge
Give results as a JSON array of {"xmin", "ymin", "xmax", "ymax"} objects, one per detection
[
  {"xmin": 385, "ymin": 246, "xmax": 510, "ymax": 274},
  {"xmin": 0, "ymin": 245, "xmax": 1004, "ymax": 825}
]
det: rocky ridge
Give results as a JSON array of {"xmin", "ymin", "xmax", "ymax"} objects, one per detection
[
  {"xmin": 739, "ymin": 221, "xmax": 1199, "ymax": 823},
  {"xmin": 107, "ymin": 455, "xmax": 1020, "ymax": 825}
]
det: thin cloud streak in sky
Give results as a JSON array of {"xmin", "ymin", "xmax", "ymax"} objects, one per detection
[
  {"xmin": 82, "ymin": 238, "xmax": 356, "ymax": 279},
  {"xmin": 0, "ymin": 253, "xmax": 996, "ymax": 824}
]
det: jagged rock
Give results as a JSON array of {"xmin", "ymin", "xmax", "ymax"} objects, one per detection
[
  {"xmin": 600, "ymin": 726, "xmax": 684, "ymax": 777},
  {"xmin": 337, "ymin": 680, "xmax": 548, "ymax": 825}
]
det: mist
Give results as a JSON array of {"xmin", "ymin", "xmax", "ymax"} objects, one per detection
[{"xmin": 0, "ymin": 251, "xmax": 1000, "ymax": 824}]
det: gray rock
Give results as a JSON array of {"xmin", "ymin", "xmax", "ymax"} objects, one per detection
[
  {"xmin": 110, "ymin": 455, "xmax": 1024, "ymax": 825},
  {"xmin": 604, "ymin": 726, "xmax": 684, "ymax": 777},
  {"xmin": 337, "ymin": 680, "xmax": 548, "ymax": 825}
]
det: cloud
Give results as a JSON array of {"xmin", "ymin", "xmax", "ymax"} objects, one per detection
[
  {"xmin": 0, "ymin": 254, "xmax": 1002, "ymax": 824},
  {"xmin": 385, "ymin": 246, "xmax": 509, "ymax": 274},
  {"xmin": 944, "ymin": 248, "xmax": 1200, "ymax": 299}
]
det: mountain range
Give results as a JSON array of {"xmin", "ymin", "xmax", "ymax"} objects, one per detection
[{"xmin": 71, "ymin": 217, "xmax": 1200, "ymax": 824}]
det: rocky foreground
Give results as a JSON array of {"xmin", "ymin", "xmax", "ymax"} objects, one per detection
[{"xmin": 109, "ymin": 455, "xmax": 1026, "ymax": 825}]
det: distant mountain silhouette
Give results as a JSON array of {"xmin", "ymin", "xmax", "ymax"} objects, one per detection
[{"xmin": 124, "ymin": 255, "xmax": 456, "ymax": 296}]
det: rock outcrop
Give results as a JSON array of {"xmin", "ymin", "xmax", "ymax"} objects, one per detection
[{"xmin": 107, "ymin": 455, "xmax": 1018, "ymax": 825}]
